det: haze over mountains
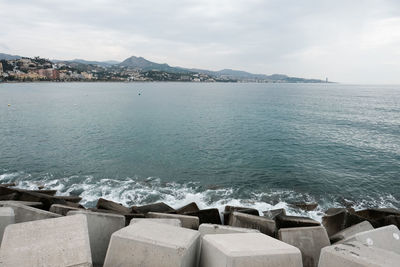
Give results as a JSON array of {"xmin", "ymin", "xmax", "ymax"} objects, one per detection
[{"xmin": 1, "ymin": 53, "xmax": 326, "ymax": 83}]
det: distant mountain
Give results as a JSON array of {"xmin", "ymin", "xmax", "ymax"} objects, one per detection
[
  {"xmin": 118, "ymin": 56, "xmax": 192, "ymax": 73},
  {"xmin": 0, "ymin": 53, "xmax": 21, "ymax": 60},
  {"xmin": 52, "ymin": 58, "xmax": 120, "ymax": 67}
]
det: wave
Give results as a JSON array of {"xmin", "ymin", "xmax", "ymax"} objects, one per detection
[{"xmin": 1, "ymin": 171, "xmax": 399, "ymax": 222}]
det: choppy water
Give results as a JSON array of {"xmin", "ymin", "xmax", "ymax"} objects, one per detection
[{"xmin": 1, "ymin": 82, "xmax": 399, "ymax": 220}]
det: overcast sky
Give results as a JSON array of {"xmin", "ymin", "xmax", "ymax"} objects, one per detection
[{"xmin": 1, "ymin": 0, "xmax": 399, "ymax": 83}]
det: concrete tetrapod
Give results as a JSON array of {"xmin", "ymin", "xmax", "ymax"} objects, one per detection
[
  {"xmin": 0, "ymin": 214, "xmax": 92, "ymax": 267},
  {"xmin": 278, "ymin": 226, "xmax": 330, "ymax": 267},
  {"xmin": 67, "ymin": 210, "xmax": 125, "ymax": 267},
  {"xmin": 103, "ymin": 221, "xmax": 200, "ymax": 267},
  {"xmin": 0, "ymin": 207, "xmax": 14, "ymax": 243},
  {"xmin": 319, "ymin": 241, "xmax": 400, "ymax": 267},
  {"xmin": 200, "ymin": 233, "xmax": 302, "ymax": 267},
  {"xmin": 336, "ymin": 224, "xmax": 400, "ymax": 254}
]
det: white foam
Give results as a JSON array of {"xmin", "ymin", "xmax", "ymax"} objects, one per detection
[{"xmin": 1, "ymin": 172, "xmax": 399, "ymax": 222}]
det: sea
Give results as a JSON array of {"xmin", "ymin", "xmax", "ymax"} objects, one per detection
[{"xmin": 1, "ymin": 82, "xmax": 399, "ymax": 221}]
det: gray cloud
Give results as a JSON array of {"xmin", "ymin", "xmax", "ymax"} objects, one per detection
[{"xmin": 1, "ymin": 0, "xmax": 399, "ymax": 83}]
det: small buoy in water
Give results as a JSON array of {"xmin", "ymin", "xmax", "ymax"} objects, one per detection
[
  {"xmin": 8, "ymin": 104, "xmax": 11, "ymax": 107},
  {"xmin": 138, "ymin": 93, "xmax": 141, "ymax": 96}
]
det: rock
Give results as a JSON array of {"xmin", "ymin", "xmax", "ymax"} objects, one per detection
[
  {"xmin": 223, "ymin": 205, "xmax": 259, "ymax": 225},
  {"xmin": 0, "ymin": 207, "xmax": 14, "ymax": 242},
  {"xmin": 49, "ymin": 204, "xmax": 83, "ymax": 216},
  {"xmin": 228, "ymin": 211, "xmax": 276, "ymax": 236},
  {"xmin": 200, "ymin": 233, "xmax": 302, "ymax": 267},
  {"xmin": 0, "ymin": 200, "xmax": 43, "ymax": 209},
  {"xmin": 336, "ymin": 225, "xmax": 400, "ymax": 254},
  {"xmin": 146, "ymin": 212, "xmax": 199, "ymax": 229},
  {"xmin": 263, "ymin": 208, "xmax": 286, "ymax": 220},
  {"xmin": 184, "ymin": 208, "xmax": 222, "ymax": 225},
  {"xmin": 68, "ymin": 210, "xmax": 125, "ymax": 267},
  {"xmin": 278, "ymin": 226, "xmax": 330, "ymax": 267},
  {"xmin": 319, "ymin": 241, "xmax": 400, "ymax": 267},
  {"xmin": 322, "ymin": 209, "xmax": 366, "ymax": 236},
  {"xmin": 96, "ymin": 198, "xmax": 132, "ymax": 214},
  {"xmin": 130, "ymin": 218, "xmax": 182, "ymax": 227},
  {"xmin": 176, "ymin": 202, "xmax": 200, "ymax": 214},
  {"xmin": 330, "ymin": 221, "xmax": 374, "ymax": 243},
  {"xmin": 275, "ymin": 214, "xmax": 320, "ymax": 229},
  {"xmin": 103, "ymin": 221, "xmax": 200, "ymax": 267},
  {"xmin": 0, "ymin": 214, "xmax": 92, "ymax": 267},
  {"xmin": 1, "ymin": 202, "xmax": 61, "ymax": 223},
  {"xmin": 133, "ymin": 202, "xmax": 175, "ymax": 214},
  {"xmin": 290, "ymin": 202, "xmax": 318, "ymax": 211},
  {"xmin": 199, "ymin": 223, "xmax": 260, "ymax": 236}
]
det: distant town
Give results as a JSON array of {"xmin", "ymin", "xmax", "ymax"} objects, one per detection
[{"xmin": 0, "ymin": 54, "xmax": 328, "ymax": 83}]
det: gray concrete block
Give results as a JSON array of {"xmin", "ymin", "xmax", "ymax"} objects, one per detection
[
  {"xmin": 1, "ymin": 202, "xmax": 61, "ymax": 223},
  {"xmin": 0, "ymin": 200, "xmax": 43, "ymax": 208},
  {"xmin": 129, "ymin": 218, "xmax": 181, "ymax": 227},
  {"xmin": 200, "ymin": 233, "xmax": 302, "ymax": 267},
  {"xmin": 199, "ymin": 223, "xmax": 260, "ymax": 236},
  {"xmin": 50, "ymin": 204, "xmax": 82, "ymax": 216},
  {"xmin": 68, "ymin": 210, "xmax": 125, "ymax": 267},
  {"xmin": 0, "ymin": 207, "xmax": 14, "ymax": 243},
  {"xmin": 330, "ymin": 221, "xmax": 374, "ymax": 243},
  {"xmin": 146, "ymin": 212, "xmax": 199, "ymax": 229},
  {"xmin": 319, "ymin": 241, "xmax": 400, "ymax": 267},
  {"xmin": 337, "ymin": 225, "xmax": 400, "ymax": 254},
  {"xmin": 103, "ymin": 221, "xmax": 200, "ymax": 267},
  {"xmin": 228, "ymin": 211, "xmax": 276, "ymax": 236},
  {"xmin": 278, "ymin": 226, "xmax": 330, "ymax": 267},
  {"xmin": 0, "ymin": 214, "xmax": 92, "ymax": 267}
]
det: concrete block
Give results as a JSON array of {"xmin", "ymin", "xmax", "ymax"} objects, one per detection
[
  {"xmin": 103, "ymin": 221, "xmax": 200, "ymax": 267},
  {"xmin": 0, "ymin": 207, "xmax": 14, "ymax": 242},
  {"xmin": 68, "ymin": 210, "xmax": 125, "ymax": 267},
  {"xmin": 0, "ymin": 200, "xmax": 43, "ymax": 208},
  {"xmin": 147, "ymin": 212, "xmax": 199, "ymax": 229},
  {"xmin": 319, "ymin": 241, "xmax": 400, "ymax": 267},
  {"xmin": 1, "ymin": 202, "xmax": 60, "ymax": 223},
  {"xmin": 176, "ymin": 202, "xmax": 200, "ymax": 214},
  {"xmin": 200, "ymin": 233, "xmax": 302, "ymax": 267},
  {"xmin": 330, "ymin": 221, "xmax": 374, "ymax": 243},
  {"xmin": 322, "ymin": 209, "xmax": 366, "ymax": 236},
  {"xmin": 278, "ymin": 226, "xmax": 330, "ymax": 267},
  {"xmin": 228, "ymin": 211, "xmax": 275, "ymax": 236},
  {"xmin": 129, "ymin": 218, "xmax": 181, "ymax": 227},
  {"xmin": 50, "ymin": 204, "xmax": 82, "ymax": 216},
  {"xmin": 337, "ymin": 225, "xmax": 400, "ymax": 254},
  {"xmin": 275, "ymin": 214, "xmax": 320, "ymax": 229},
  {"xmin": 263, "ymin": 208, "xmax": 286, "ymax": 220},
  {"xmin": 184, "ymin": 208, "xmax": 222, "ymax": 225},
  {"xmin": 223, "ymin": 206, "xmax": 259, "ymax": 225},
  {"xmin": 199, "ymin": 223, "xmax": 260, "ymax": 236},
  {"xmin": 96, "ymin": 198, "xmax": 132, "ymax": 214},
  {"xmin": 0, "ymin": 214, "xmax": 92, "ymax": 267},
  {"xmin": 133, "ymin": 202, "xmax": 175, "ymax": 214}
]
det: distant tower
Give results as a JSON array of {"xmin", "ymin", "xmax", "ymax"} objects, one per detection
[{"xmin": 326, "ymin": 77, "xmax": 328, "ymax": 83}]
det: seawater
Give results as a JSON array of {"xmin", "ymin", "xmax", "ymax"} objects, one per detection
[{"xmin": 1, "ymin": 82, "xmax": 399, "ymax": 220}]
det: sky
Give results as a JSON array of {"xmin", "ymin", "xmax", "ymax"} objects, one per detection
[{"xmin": 0, "ymin": 0, "xmax": 399, "ymax": 84}]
